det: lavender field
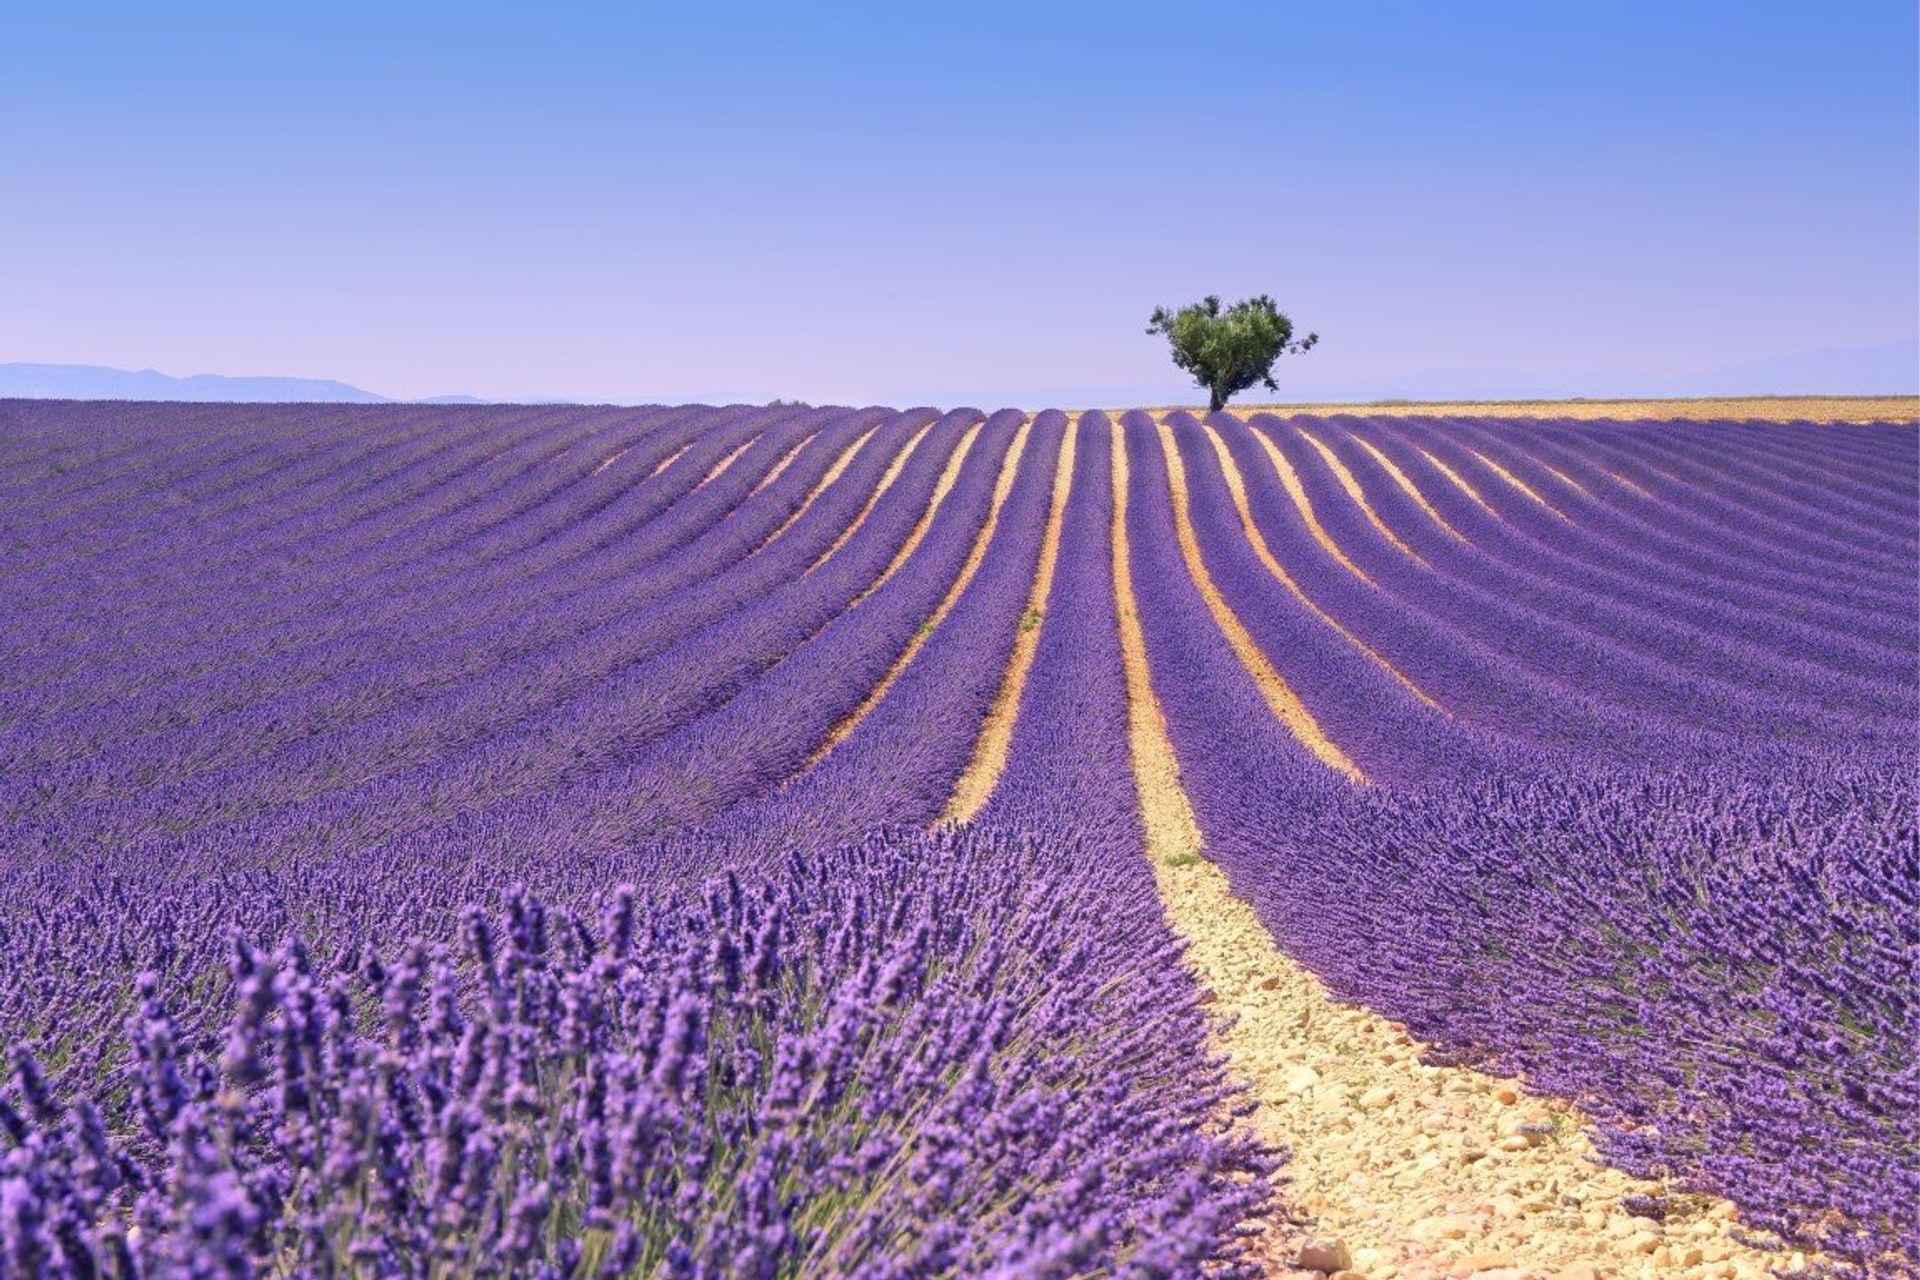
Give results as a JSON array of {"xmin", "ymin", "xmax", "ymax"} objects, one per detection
[{"xmin": 0, "ymin": 399, "xmax": 1913, "ymax": 1279}]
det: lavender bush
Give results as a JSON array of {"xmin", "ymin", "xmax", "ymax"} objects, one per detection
[{"xmin": 0, "ymin": 833, "xmax": 1272, "ymax": 1277}]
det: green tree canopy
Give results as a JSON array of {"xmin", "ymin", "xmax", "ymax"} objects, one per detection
[{"xmin": 1146, "ymin": 295, "xmax": 1318, "ymax": 412}]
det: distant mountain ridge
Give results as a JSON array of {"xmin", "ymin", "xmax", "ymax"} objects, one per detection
[
  {"xmin": 0, "ymin": 362, "xmax": 391, "ymax": 403},
  {"xmin": 0, "ymin": 364, "xmax": 587, "ymax": 406}
]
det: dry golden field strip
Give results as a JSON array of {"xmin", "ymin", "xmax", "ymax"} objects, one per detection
[{"xmin": 1132, "ymin": 396, "xmax": 1919, "ymax": 423}]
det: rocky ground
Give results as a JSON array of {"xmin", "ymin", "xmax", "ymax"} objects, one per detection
[{"xmin": 1149, "ymin": 846, "xmax": 1803, "ymax": 1280}]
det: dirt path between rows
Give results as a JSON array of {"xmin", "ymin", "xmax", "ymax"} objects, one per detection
[
  {"xmin": 943, "ymin": 416, "xmax": 1077, "ymax": 823},
  {"xmin": 1108, "ymin": 417, "xmax": 1795, "ymax": 1280},
  {"xmin": 811, "ymin": 420, "xmax": 1028, "ymax": 762}
]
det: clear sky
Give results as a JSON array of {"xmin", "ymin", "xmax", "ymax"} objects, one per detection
[{"xmin": 3, "ymin": 1, "xmax": 1915, "ymax": 406}]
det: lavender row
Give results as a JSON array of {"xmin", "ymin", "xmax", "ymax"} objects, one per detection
[
  {"xmin": 0, "ymin": 400, "xmax": 476, "ymax": 561},
  {"xmin": 1402, "ymin": 414, "xmax": 1917, "ymax": 602},
  {"xmin": 1124, "ymin": 412, "xmax": 1915, "ymax": 1271},
  {"xmin": 36, "ymin": 412, "xmax": 988, "ymax": 866},
  {"xmin": 0, "ymin": 407, "xmax": 847, "ymax": 792},
  {"xmin": 1526, "ymin": 412, "xmax": 1916, "ymax": 542},
  {"xmin": 1611, "ymin": 417, "xmax": 1918, "ymax": 547},
  {"xmin": 1375, "ymin": 415, "xmax": 1920, "ymax": 631},
  {"xmin": 699, "ymin": 410, "xmax": 1069, "ymax": 858},
  {"xmin": 970, "ymin": 416, "xmax": 1136, "ymax": 829},
  {"xmin": 4, "ymin": 403, "xmax": 600, "ymax": 612},
  {"xmin": 0, "ymin": 404, "xmax": 710, "ymax": 705},
  {"xmin": 1483, "ymin": 416, "xmax": 1917, "ymax": 582},
  {"xmin": 0, "ymin": 403, "xmax": 620, "ymax": 701},
  {"xmin": 1337, "ymin": 413, "xmax": 1916, "ymax": 635},
  {"xmin": 1397, "ymin": 416, "xmax": 1920, "ymax": 664},
  {"xmin": 1335, "ymin": 418, "xmax": 1917, "ymax": 704},
  {"xmin": 1213, "ymin": 416, "xmax": 1697, "ymax": 764},
  {"xmin": 1260, "ymin": 418, "xmax": 1909, "ymax": 748}
]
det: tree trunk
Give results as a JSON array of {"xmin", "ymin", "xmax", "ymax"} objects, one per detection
[{"xmin": 1208, "ymin": 387, "xmax": 1225, "ymax": 413}]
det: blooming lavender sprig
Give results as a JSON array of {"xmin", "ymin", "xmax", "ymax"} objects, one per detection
[{"xmin": 0, "ymin": 832, "xmax": 1273, "ymax": 1277}]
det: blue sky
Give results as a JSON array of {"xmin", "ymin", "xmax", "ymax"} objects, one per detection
[{"xmin": 3, "ymin": 1, "xmax": 1915, "ymax": 406}]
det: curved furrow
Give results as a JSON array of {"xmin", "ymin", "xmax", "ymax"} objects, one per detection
[
  {"xmin": 1571, "ymin": 414, "xmax": 1903, "ymax": 494},
  {"xmin": 0, "ymin": 403, "xmax": 625, "ymax": 685},
  {"xmin": 1229, "ymin": 415, "xmax": 1688, "ymax": 762},
  {"xmin": 745, "ymin": 427, "xmax": 819, "ymax": 495},
  {"xmin": 9, "ymin": 403, "xmax": 588, "ymax": 596},
  {"xmin": 1289, "ymin": 426, "xmax": 1435, "ymax": 567},
  {"xmin": 1331, "ymin": 426, "xmax": 1471, "ymax": 545},
  {"xmin": 286, "ymin": 410, "xmax": 1015, "ymax": 870},
  {"xmin": 0, "ymin": 404, "xmax": 752, "ymax": 752},
  {"xmin": 1352, "ymin": 421, "xmax": 1920, "ymax": 687},
  {"xmin": 1338, "ymin": 425, "xmax": 1918, "ymax": 718},
  {"xmin": 163, "ymin": 404, "xmax": 682, "ymax": 601},
  {"xmin": 0, "ymin": 404, "xmax": 502, "ymax": 605},
  {"xmin": 1258, "ymin": 422, "xmax": 1897, "ymax": 749},
  {"xmin": 806, "ymin": 416, "xmax": 1034, "ymax": 766},
  {"xmin": 1122, "ymin": 411, "xmax": 1362, "ymax": 782},
  {"xmin": 1463, "ymin": 443, "xmax": 1569, "ymax": 517},
  {"xmin": 1504, "ymin": 418, "xmax": 1887, "ymax": 554},
  {"xmin": 1523, "ymin": 414, "xmax": 1915, "ymax": 505},
  {"xmin": 973, "ymin": 414, "xmax": 1134, "ymax": 832},
  {"xmin": 1409, "ymin": 416, "xmax": 1918, "ymax": 593},
  {"xmin": 0, "ymin": 407, "xmax": 542, "ymax": 701},
  {"xmin": 108, "ymin": 404, "xmax": 657, "ymax": 605},
  {"xmin": 805, "ymin": 415, "xmax": 944, "ymax": 572},
  {"xmin": 0, "ymin": 399, "xmax": 194, "ymax": 504},
  {"xmin": 943, "ymin": 414, "xmax": 1079, "ymax": 824},
  {"xmin": 562, "ymin": 414, "xmax": 1019, "ymax": 836},
  {"xmin": 1166, "ymin": 414, "xmax": 1460, "ymax": 785},
  {"xmin": 0, "ymin": 400, "xmax": 454, "ymax": 548},
  {"xmin": 752, "ymin": 421, "xmax": 884, "ymax": 552},
  {"xmin": 1, "ymin": 410, "xmax": 905, "ymax": 842},
  {"xmin": 1421, "ymin": 416, "xmax": 1919, "ymax": 637},
  {"xmin": 0, "ymin": 399, "xmax": 329, "ymax": 532},
  {"xmin": 1525, "ymin": 418, "xmax": 1919, "ymax": 577},
  {"xmin": 1610, "ymin": 412, "xmax": 1915, "ymax": 507},
  {"xmin": 1520, "ymin": 412, "xmax": 1920, "ymax": 571},
  {"xmin": 1247, "ymin": 424, "xmax": 1389, "ymax": 579},
  {"xmin": 1324, "ymin": 422, "xmax": 1918, "ymax": 691},
  {"xmin": 68, "ymin": 411, "xmax": 985, "ymax": 865},
  {"xmin": 3, "ymin": 404, "xmax": 743, "ymax": 694},
  {"xmin": 702, "ymin": 411, "xmax": 1068, "ymax": 854},
  {"xmin": 1640, "ymin": 417, "xmax": 1920, "ymax": 525},
  {"xmin": 1431, "ymin": 418, "xmax": 1920, "ymax": 673}
]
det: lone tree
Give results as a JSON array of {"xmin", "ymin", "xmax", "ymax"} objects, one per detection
[{"xmin": 1147, "ymin": 295, "xmax": 1318, "ymax": 413}]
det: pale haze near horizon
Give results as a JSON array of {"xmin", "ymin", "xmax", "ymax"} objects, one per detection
[{"xmin": 2, "ymin": 1, "xmax": 1915, "ymax": 407}]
